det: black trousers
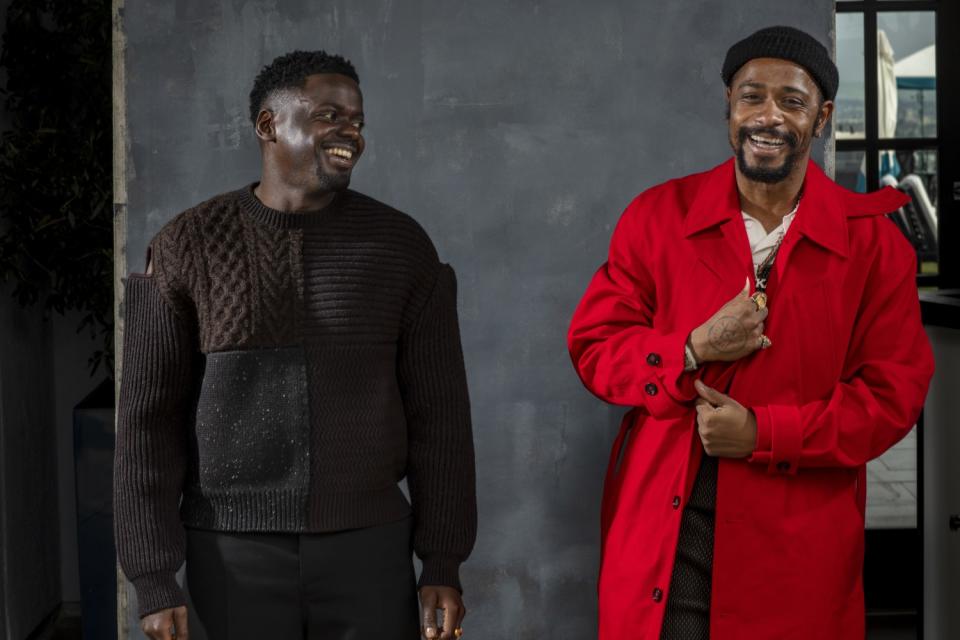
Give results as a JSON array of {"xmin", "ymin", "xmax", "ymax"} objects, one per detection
[
  {"xmin": 660, "ymin": 454, "xmax": 717, "ymax": 640},
  {"xmin": 185, "ymin": 515, "xmax": 420, "ymax": 640}
]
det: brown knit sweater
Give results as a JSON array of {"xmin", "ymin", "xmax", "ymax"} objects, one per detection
[{"xmin": 114, "ymin": 185, "xmax": 477, "ymax": 617}]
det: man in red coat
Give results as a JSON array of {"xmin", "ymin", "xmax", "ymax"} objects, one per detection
[{"xmin": 568, "ymin": 26, "xmax": 934, "ymax": 639}]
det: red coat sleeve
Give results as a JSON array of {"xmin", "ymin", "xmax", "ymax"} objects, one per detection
[
  {"xmin": 567, "ymin": 198, "xmax": 703, "ymax": 416},
  {"xmin": 748, "ymin": 230, "xmax": 934, "ymax": 473}
]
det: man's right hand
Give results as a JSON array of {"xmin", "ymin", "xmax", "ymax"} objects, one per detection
[
  {"xmin": 141, "ymin": 606, "xmax": 188, "ymax": 640},
  {"xmin": 689, "ymin": 278, "xmax": 770, "ymax": 364}
]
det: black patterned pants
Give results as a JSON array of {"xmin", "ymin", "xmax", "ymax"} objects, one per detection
[{"xmin": 660, "ymin": 454, "xmax": 717, "ymax": 640}]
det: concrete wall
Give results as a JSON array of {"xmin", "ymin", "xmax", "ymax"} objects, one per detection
[
  {"xmin": 0, "ymin": 300, "xmax": 94, "ymax": 640},
  {"xmin": 0, "ymin": 283, "xmax": 61, "ymax": 640},
  {"xmin": 117, "ymin": 2, "xmax": 833, "ymax": 636}
]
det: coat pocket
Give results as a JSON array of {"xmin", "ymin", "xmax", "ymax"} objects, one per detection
[
  {"xmin": 612, "ymin": 421, "xmax": 634, "ymax": 476},
  {"xmin": 194, "ymin": 345, "xmax": 310, "ymax": 493},
  {"xmin": 601, "ymin": 410, "xmax": 639, "ymax": 540}
]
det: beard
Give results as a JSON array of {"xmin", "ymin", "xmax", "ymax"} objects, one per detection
[
  {"xmin": 315, "ymin": 166, "xmax": 351, "ymax": 192},
  {"xmin": 734, "ymin": 125, "xmax": 804, "ymax": 184}
]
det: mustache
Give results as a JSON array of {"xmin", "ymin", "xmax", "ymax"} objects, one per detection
[{"xmin": 737, "ymin": 126, "xmax": 798, "ymax": 149}]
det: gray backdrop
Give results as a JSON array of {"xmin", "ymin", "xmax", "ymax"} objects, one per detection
[{"xmin": 117, "ymin": 1, "xmax": 832, "ymax": 637}]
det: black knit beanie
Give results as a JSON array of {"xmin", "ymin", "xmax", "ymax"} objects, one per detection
[{"xmin": 722, "ymin": 26, "xmax": 839, "ymax": 101}]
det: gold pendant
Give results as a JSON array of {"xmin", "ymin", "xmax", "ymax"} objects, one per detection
[{"xmin": 750, "ymin": 291, "xmax": 767, "ymax": 310}]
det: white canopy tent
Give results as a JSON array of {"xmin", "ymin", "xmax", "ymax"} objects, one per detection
[
  {"xmin": 858, "ymin": 30, "xmax": 899, "ymax": 191},
  {"xmin": 894, "ymin": 44, "xmax": 936, "ymax": 90},
  {"xmin": 878, "ymin": 30, "xmax": 898, "ymax": 174}
]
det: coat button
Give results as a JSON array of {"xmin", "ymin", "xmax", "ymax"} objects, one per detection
[
  {"xmin": 646, "ymin": 353, "xmax": 662, "ymax": 366},
  {"xmin": 645, "ymin": 383, "xmax": 658, "ymax": 396},
  {"xmin": 776, "ymin": 461, "xmax": 790, "ymax": 472},
  {"xmin": 652, "ymin": 587, "xmax": 663, "ymax": 602},
  {"xmin": 672, "ymin": 496, "xmax": 681, "ymax": 509}
]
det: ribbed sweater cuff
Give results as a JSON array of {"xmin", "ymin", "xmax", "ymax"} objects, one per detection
[
  {"xmin": 418, "ymin": 555, "xmax": 464, "ymax": 593},
  {"xmin": 132, "ymin": 572, "xmax": 186, "ymax": 618}
]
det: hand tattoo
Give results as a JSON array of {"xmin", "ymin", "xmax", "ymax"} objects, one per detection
[{"xmin": 708, "ymin": 316, "xmax": 747, "ymax": 353}]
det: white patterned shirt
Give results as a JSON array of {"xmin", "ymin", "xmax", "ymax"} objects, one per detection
[{"xmin": 741, "ymin": 200, "xmax": 799, "ymax": 275}]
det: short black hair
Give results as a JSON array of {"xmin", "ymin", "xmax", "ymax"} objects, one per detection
[{"xmin": 248, "ymin": 50, "xmax": 359, "ymax": 124}]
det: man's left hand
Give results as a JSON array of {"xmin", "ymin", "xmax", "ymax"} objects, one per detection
[
  {"xmin": 419, "ymin": 585, "xmax": 465, "ymax": 639},
  {"xmin": 694, "ymin": 379, "xmax": 758, "ymax": 458}
]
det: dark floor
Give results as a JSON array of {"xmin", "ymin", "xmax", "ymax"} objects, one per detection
[
  {"xmin": 29, "ymin": 606, "xmax": 917, "ymax": 639},
  {"xmin": 26, "ymin": 604, "xmax": 81, "ymax": 640},
  {"xmin": 48, "ymin": 618, "xmax": 82, "ymax": 640},
  {"xmin": 866, "ymin": 612, "xmax": 917, "ymax": 640}
]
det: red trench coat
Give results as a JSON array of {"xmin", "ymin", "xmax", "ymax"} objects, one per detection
[{"xmin": 568, "ymin": 158, "xmax": 934, "ymax": 639}]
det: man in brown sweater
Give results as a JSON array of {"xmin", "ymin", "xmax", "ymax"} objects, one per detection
[{"xmin": 115, "ymin": 50, "xmax": 476, "ymax": 640}]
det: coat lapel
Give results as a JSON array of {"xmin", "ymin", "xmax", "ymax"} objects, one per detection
[
  {"xmin": 771, "ymin": 160, "xmax": 850, "ymax": 295},
  {"xmin": 680, "ymin": 157, "xmax": 909, "ymax": 298},
  {"xmin": 683, "ymin": 159, "xmax": 754, "ymax": 292},
  {"xmin": 774, "ymin": 159, "xmax": 910, "ymax": 295}
]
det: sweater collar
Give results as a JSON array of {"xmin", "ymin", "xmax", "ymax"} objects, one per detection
[{"xmin": 238, "ymin": 183, "xmax": 346, "ymax": 229}]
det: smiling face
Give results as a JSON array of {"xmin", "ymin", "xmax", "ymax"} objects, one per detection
[
  {"xmin": 256, "ymin": 73, "xmax": 365, "ymax": 194},
  {"xmin": 726, "ymin": 58, "xmax": 833, "ymax": 184}
]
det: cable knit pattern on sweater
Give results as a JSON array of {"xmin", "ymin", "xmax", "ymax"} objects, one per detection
[{"xmin": 114, "ymin": 186, "xmax": 477, "ymax": 617}]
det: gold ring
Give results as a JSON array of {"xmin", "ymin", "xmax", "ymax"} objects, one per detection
[
  {"xmin": 454, "ymin": 628, "xmax": 464, "ymax": 638},
  {"xmin": 759, "ymin": 334, "xmax": 772, "ymax": 349},
  {"xmin": 750, "ymin": 291, "xmax": 767, "ymax": 311}
]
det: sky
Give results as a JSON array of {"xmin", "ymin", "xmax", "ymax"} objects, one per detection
[{"xmin": 836, "ymin": 10, "xmax": 936, "ymax": 87}]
